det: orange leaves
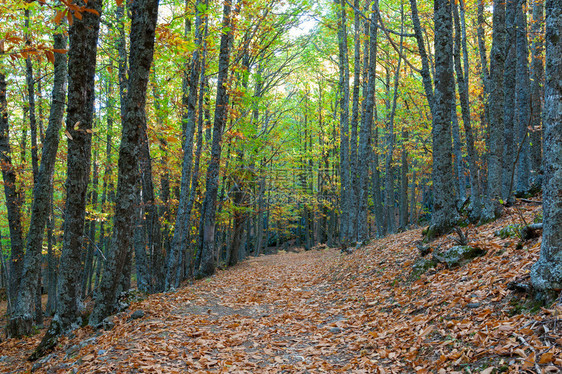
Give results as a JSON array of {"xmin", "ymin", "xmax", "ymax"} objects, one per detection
[
  {"xmin": 53, "ymin": 0, "xmax": 100, "ymax": 27},
  {"xmin": 3, "ymin": 204, "xmax": 560, "ymax": 373}
]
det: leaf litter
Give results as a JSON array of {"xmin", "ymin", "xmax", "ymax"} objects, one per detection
[{"xmin": 1, "ymin": 203, "xmax": 561, "ymax": 373}]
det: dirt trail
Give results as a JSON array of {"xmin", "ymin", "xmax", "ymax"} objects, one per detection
[{"xmin": 1, "ymin": 204, "xmax": 561, "ymax": 373}]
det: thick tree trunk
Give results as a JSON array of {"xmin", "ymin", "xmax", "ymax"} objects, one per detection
[
  {"xmin": 90, "ymin": 0, "xmax": 159, "ymax": 325},
  {"xmin": 32, "ymin": 0, "xmax": 102, "ymax": 360},
  {"xmin": 530, "ymin": 0, "xmax": 562, "ymax": 298},
  {"xmin": 6, "ymin": 29, "xmax": 67, "ymax": 338},
  {"xmin": 429, "ymin": 0, "xmax": 457, "ymax": 237}
]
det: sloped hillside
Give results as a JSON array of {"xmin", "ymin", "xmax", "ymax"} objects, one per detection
[{"xmin": 1, "ymin": 202, "xmax": 560, "ymax": 373}]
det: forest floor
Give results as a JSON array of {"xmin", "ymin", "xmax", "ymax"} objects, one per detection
[{"xmin": 1, "ymin": 202, "xmax": 562, "ymax": 373}]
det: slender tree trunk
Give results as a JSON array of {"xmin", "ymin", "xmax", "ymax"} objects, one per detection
[
  {"xmin": 399, "ymin": 129, "xmax": 409, "ymax": 230},
  {"xmin": 348, "ymin": 0, "xmax": 361, "ymax": 240},
  {"xmin": 451, "ymin": 95, "xmax": 465, "ymax": 204},
  {"xmin": 335, "ymin": 0, "xmax": 352, "ymax": 245},
  {"xmin": 502, "ymin": 0, "xmax": 517, "ymax": 202},
  {"xmin": 166, "ymin": 0, "xmax": 204, "ymax": 288},
  {"xmin": 45, "ymin": 196, "xmax": 57, "ymax": 315},
  {"xmin": 385, "ymin": 11, "xmax": 404, "ymax": 235},
  {"xmin": 453, "ymin": 0, "xmax": 481, "ymax": 219},
  {"xmin": 357, "ymin": 0, "xmax": 378, "ymax": 242},
  {"xmin": 409, "ymin": 0, "xmax": 435, "ymax": 115},
  {"xmin": 25, "ymin": 7, "xmax": 39, "ymax": 183},
  {"xmin": 134, "ymin": 187, "xmax": 150, "ymax": 292},
  {"xmin": 82, "ymin": 150, "xmax": 98, "ymax": 297},
  {"xmin": 530, "ymin": 0, "xmax": 561, "ymax": 298},
  {"xmin": 198, "ymin": 0, "xmax": 236, "ymax": 277},
  {"xmin": 0, "ymin": 74, "xmax": 24, "ymax": 316},
  {"xmin": 483, "ymin": 0, "xmax": 507, "ymax": 221},
  {"xmin": 371, "ymin": 127, "xmax": 384, "ymax": 236},
  {"xmin": 515, "ymin": 0, "xmax": 531, "ymax": 195},
  {"xmin": 6, "ymin": 27, "xmax": 68, "ymax": 337},
  {"xmin": 90, "ymin": 0, "xmax": 159, "ymax": 325},
  {"xmin": 529, "ymin": 0, "xmax": 544, "ymax": 175},
  {"xmin": 94, "ymin": 75, "xmax": 115, "ymax": 295}
]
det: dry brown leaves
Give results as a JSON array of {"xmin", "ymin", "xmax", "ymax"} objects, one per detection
[{"xmin": 1, "ymin": 203, "xmax": 561, "ymax": 373}]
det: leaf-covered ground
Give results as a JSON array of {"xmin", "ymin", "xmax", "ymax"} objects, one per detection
[{"xmin": 2, "ymin": 203, "xmax": 562, "ymax": 373}]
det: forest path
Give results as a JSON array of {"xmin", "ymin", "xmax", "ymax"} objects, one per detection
[{"xmin": 3, "ymin": 203, "xmax": 562, "ymax": 373}]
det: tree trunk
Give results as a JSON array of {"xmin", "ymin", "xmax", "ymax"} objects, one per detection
[
  {"xmin": 482, "ymin": 0, "xmax": 507, "ymax": 221},
  {"xmin": 530, "ymin": 0, "xmax": 562, "ymax": 298},
  {"xmin": 32, "ymin": 0, "xmax": 102, "ymax": 360},
  {"xmin": 502, "ymin": 0, "xmax": 517, "ymax": 202},
  {"xmin": 515, "ymin": 0, "xmax": 531, "ymax": 195},
  {"xmin": 198, "ymin": 0, "xmax": 236, "ymax": 278},
  {"xmin": 529, "ymin": 0, "xmax": 544, "ymax": 175},
  {"xmin": 0, "ymin": 73, "xmax": 25, "ymax": 316},
  {"xmin": 357, "ymin": 0, "xmax": 378, "ymax": 242},
  {"xmin": 25, "ymin": 6, "xmax": 39, "ymax": 183},
  {"xmin": 409, "ymin": 0, "xmax": 435, "ymax": 115},
  {"xmin": 335, "ymin": 0, "xmax": 352, "ymax": 245},
  {"xmin": 453, "ymin": 0, "xmax": 481, "ymax": 219},
  {"xmin": 348, "ymin": 0, "xmax": 361, "ymax": 240},
  {"xmin": 451, "ymin": 96, "xmax": 465, "ymax": 204},
  {"xmin": 399, "ymin": 129, "xmax": 409, "ymax": 230},
  {"xmin": 429, "ymin": 0, "xmax": 457, "ymax": 237},
  {"xmin": 166, "ymin": 0, "xmax": 204, "ymax": 288},
  {"xmin": 6, "ymin": 28, "xmax": 68, "ymax": 338},
  {"xmin": 90, "ymin": 0, "xmax": 159, "ymax": 326}
]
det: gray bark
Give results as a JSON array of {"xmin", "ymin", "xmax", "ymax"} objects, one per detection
[
  {"xmin": 90, "ymin": 0, "xmax": 159, "ymax": 325},
  {"xmin": 453, "ymin": 0, "xmax": 481, "ymax": 219},
  {"xmin": 530, "ymin": 0, "xmax": 562, "ymax": 297},
  {"xmin": 32, "ymin": 0, "xmax": 102, "ymax": 360},
  {"xmin": 429, "ymin": 0, "xmax": 457, "ymax": 237},
  {"xmin": 25, "ymin": 7, "xmax": 39, "ymax": 183},
  {"xmin": 409, "ymin": 0, "xmax": 435, "ymax": 115},
  {"xmin": 166, "ymin": 0, "xmax": 204, "ymax": 289},
  {"xmin": 335, "ymin": 0, "xmax": 352, "ymax": 245},
  {"xmin": 6, "ymin": 28, "xmax": 68, "ymax": 338},
  {"xmin": 483, "ymin": 0, "xmax": 507, "ymax": 221},
  {"xmin": 529, "ymin": 0, "xmax": 544, "ymax": 174},
  {"xmin": 451, "ymin": 95, "xmax": 465, "ymax": 204},
  {"xmin": 399, "ymin": 129, "xmax": 409, "ymax": 230},
  {"xmin": 198, "ymin": 0, "xmax": 236, "ymax": 277},
  {"xmin": 502, "ymin": 0, "xmax": 517, "ymax": 202},
  {"xmin": 357, "ymin": 0, "xmax": 378, "ymax": 241},
  {"xmin": 0, "ymin": 73, "xmax": 24, "ymax": 316},
  {"xmin": 349, "ymin": 0, "xmax": 361, "ymax": 240},
  {"xmin": 515, "ymin": 0, "xmax": 531, "ymax": 194}
]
